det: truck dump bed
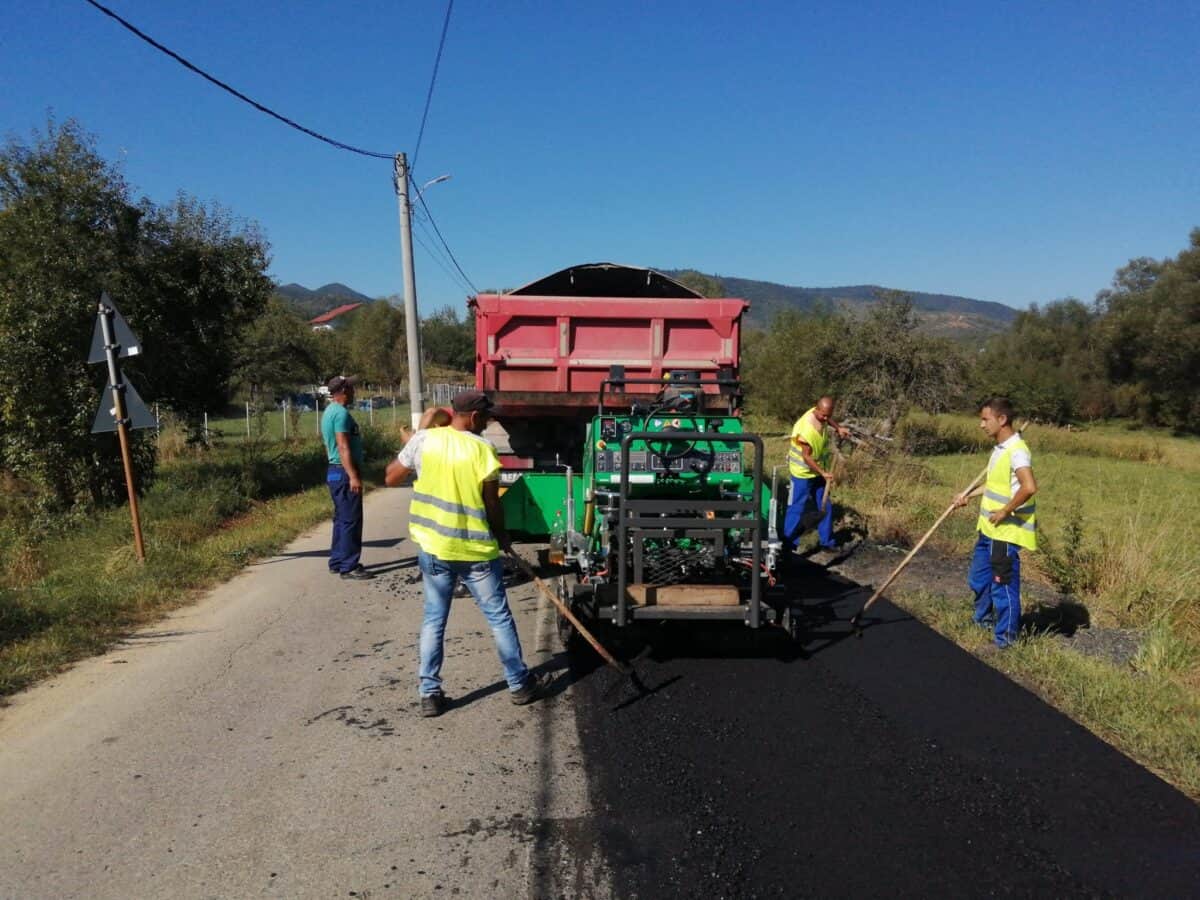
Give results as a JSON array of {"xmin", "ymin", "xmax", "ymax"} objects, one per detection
[{"xmin": 471, "ymin": 267, "xmax": 747, "ymax": 416}]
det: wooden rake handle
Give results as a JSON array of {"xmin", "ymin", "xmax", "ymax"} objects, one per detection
[{"xmin": 508, "ymin": 552, "xmax": 630, "ymax": 675}]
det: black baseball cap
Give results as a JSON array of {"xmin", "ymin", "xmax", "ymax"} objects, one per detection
[
  {"xmin": 326, "ymin": 375, "xmax": 358, "ymax": 395},
  {"xmin": 451, "ymin": 390, "xmax": 495, "ymax": 413}
]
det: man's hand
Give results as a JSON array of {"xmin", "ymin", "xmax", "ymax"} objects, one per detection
[
  {"xmin": 836, "ymin": 425, "xmax": 850, "ymax": 440},
  {"xmin": 349, "ymin": 473, "xmax": 363, "ymax": 494},
  {"xmin": 987, "ymin": 509, "xmax": 1008, "ymax": 525},
  {"xmin": 953, "ymin": 492, "xmax": 970, "ymax": 508}
]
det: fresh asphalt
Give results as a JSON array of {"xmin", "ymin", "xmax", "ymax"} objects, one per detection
[{"xmin": 568, "ymin": 560, "xmax": 1200, "ymax": 898}]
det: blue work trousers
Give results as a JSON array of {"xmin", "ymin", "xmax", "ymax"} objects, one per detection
[
  {"xmin": 327, "ymin": 465, "xmax": 363, "ymax": 574},
  {"xmin": 783, "ymin": 475, "xmax": 834, "ymax": 550},
  {"xmin": 417, "ymin": 550, "xmax": 530, "ymax": 697},
  {"xmin": 968, "ymin": 532, "xmax": 1021, "ymax": 648}
]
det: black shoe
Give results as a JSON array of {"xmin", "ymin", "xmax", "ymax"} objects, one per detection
[
  {"xmin": 420, "ymin": 692, "xmax": 448, "ymax": 717},
  {"xmin": 819, "ymin": 543, "xmax": 842, "ymax": 553},
  {"xmin": 510, "ymin": 671, "xmax": 550, "ymax": 706},
  {"xmin": 340, "ymin": 566, "xmax": 375, "ymax": 580}
]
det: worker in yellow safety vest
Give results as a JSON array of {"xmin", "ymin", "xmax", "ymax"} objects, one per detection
[
  {"xmin": 385, "ymin": 391, "xmax": 548, "ymax": 717},
  {"xmin": 783, "ymin": 395, "xmax": 850, "ymax": 557},
  {"xmin": 953, "ymin": 396, "xmax": 1038, "ymax": 648}
]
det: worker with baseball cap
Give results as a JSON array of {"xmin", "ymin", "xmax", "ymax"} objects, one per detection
[
  {"xmin": 386, "ymin": 390, "xmax": 548, "ymax": 717},
  {"xmin": 322, "ymin": 374, "xmax": 372, "ymax": 579}
]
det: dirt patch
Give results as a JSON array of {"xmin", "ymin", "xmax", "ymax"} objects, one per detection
[{"xmin": 828, "ymin": 541, "xmax": 1142, "ymax": 666}]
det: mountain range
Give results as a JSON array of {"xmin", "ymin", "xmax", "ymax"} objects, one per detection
[{"xmin": 275, "ymin": 273, "xmax": 1018, "ymax": 341}]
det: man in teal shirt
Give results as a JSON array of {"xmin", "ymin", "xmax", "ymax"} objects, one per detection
[{"xmin": 322, "ymin": 375, "xmax": 371, "ymax": 579}]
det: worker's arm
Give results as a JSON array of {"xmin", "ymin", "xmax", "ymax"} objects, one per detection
[
  {"xmin": 987, "ymin": 467, "xmax": 1037, "ymax": 525},
  {"xmin": 335, "ymin": 432, "xmax": 362, "ymax": 494},
  {"xmin": 828, "ymin": 417, "xmax": 851, "ymax": 440},
  {"xmin": 385, "ymin": 459, "xmax": 414, "ymax": 487},
  {"xmin": 794, "ymin": 438, "xmax": 832, "ymax": 480},
  {"xmin": 953, "ymin": 485, "xmax": 985, "ymax": 507},
  {"xmin": 481, "ymin": 480, "xmax": 512, "ymax": 554}
]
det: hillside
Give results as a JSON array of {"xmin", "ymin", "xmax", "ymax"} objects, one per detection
[
  {"xmin": 275, "ymin": 282, "xmax": 375, "ymax": 318},
  {"xmin": 275, "ymin": 273, "xmax": 1018, "ymax": 341},
  {"xmin": 663, "ymin": 270, "xmax": 1018, "ymax": 341}
]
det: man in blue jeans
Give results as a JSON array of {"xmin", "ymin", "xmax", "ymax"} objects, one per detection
[
  {"xmin": 321, "ymin": 375, "xmax": 373, "ymax": 580},
  {"xmin": 386, "ymin": 392, "xmax": 548, "ymax": 717}
]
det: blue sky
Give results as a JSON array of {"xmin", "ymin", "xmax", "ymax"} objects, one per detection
[{"xmin": 3, "ymin": 0, "xmax": 1198, "ymax": 312}]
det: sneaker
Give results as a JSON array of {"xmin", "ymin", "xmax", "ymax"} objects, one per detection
[
  {"xmin": 420, "ymin": 692, "xmax": 448, "ymax": 717},
  {"xmin": 340, "ymin": 566, "xmax": 375, "ymax": 580},
  {"xmin": 510, "ymin": 671, "xmax": 550, "ymax": 706}
]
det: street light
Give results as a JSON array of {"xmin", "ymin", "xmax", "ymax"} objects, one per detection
[{"xmin": 417, "ymin": 174, "xmax": 452, "ymax": 199}]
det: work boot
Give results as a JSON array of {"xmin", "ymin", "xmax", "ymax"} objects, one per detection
[
  {"xmin": 340, "ymin": 565, "xmax": 375, "ymax": 580},
  {"xmin": 420, "ymin": 692, "xmax": 448, "ymax": 717},
  {"xmin": 510, "ymin": 671, "xmax": 550, "ymax": 706}
]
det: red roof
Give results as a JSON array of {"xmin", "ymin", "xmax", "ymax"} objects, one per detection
[{"xmin": 309, "ymin": 302, "xmax": 364, "ymax": 325}]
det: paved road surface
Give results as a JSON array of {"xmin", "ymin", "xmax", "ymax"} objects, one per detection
[
  {"xmin": 0, "ymin": 489, "xmax": 609, "ymax": 898},
  {"xmin": 4, "ymin": 493, "xmax": 1199, "ymax": 898},
  {"xmin": 571, "ymin": 562, "xmax": 1200, "ymax": 898}
]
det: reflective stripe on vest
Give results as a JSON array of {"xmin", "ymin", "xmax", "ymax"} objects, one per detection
[
  {"xmin": 978, "ymin": 438, "xmax": 1037, "ymax": 551},
  {"xmin": 788, "ymin": 408, "xmax": 829, "ymax": 479},
  {"xmin": 408, "ymin": 428, "xmax": 500, "ymax": 561}
]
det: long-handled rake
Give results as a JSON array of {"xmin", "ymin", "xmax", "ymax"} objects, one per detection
[{"xmin": 507, "ymin": 552, "xmax": 650, "ymax": 694}]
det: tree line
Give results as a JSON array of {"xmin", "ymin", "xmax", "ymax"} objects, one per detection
[{"xmin": 740, "ymin": 234, "xmax": 1200, "ymax": 436}]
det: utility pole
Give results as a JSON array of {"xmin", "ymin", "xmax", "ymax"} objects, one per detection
[{"xmin": 394, "ymin": 152, "xmax": 425, "ymax": 429}]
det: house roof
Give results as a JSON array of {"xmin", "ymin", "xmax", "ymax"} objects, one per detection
[{"xmin": 309, "ymin": 302, "xmax": 365, "ymax": 325}]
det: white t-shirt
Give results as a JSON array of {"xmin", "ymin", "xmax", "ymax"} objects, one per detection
[
  {"xmin": 396, "ymin": 428, "xmax": 501, "ymax": 481},
  {"xmin": 989, "ymin": 432, "xmax": 1031, "ymax": 496}
]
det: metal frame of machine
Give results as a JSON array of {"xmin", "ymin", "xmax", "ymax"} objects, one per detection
[{"xmin": 552, "ymin": 373, "xmax": 783, "ymax": 631}]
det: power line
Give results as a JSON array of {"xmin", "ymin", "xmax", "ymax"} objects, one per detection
[
  {"xmin": 413, "ymin": 228, "xmax": 473, "ymax": 297},
  {"xmin": 410, "ymin": 0, "xmax": 454, "ymax": 177},
  {"xmin": 82, "ymin": 0, "xmax": 393, "ymax": 160},
  {"xmin": 412, "ymin": 175, "xmax": 478, "ymax": 294}
]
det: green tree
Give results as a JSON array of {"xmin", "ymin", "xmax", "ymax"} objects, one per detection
[
  {"xmin": 1097, "ymin": 231, "xmax": 1200, "ymax": 431},
  {"xmin": 974, "ymin": 298, "xmax": 1110, "ymax": 424},
  {"xmin": 742, "ymin": 294, "xmax": 969, "ymax": 432},
  {"xmin": 422, "ymin": 306, "xmax": 475, "ymax": 371},
  {"xmin": 340, "ymin": 302, "xmax": 407, "ymax": 388},
  {"xmin": 0, "ymin": 119, "xmax": 272, "ymax": 507},
  {"xmin": 234, "ymin": 296, "xmax": 321, "ymax": 401}
]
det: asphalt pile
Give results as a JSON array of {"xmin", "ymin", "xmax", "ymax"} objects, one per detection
[{"xmin": 569, "ymin": 562, "xmax": 1200, "ymax": 899}]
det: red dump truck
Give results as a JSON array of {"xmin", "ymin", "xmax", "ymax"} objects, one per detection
[{"xmin": 471, "ymin": 262, "xmax": 748, "ymax": 473}]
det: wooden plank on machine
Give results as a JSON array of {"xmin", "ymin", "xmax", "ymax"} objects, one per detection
[{"xmin": 626, "ymin": 584, "xmax": 740, "ymax": 606}]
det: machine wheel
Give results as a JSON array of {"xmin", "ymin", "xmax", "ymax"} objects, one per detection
[{"xmin": 782, "ymin": 604, "xmax": 804, "ymax": 642}]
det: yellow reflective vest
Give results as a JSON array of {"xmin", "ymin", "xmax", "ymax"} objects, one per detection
[
  {"xmin": 978, "ymin": 436, "xmax": 1037, "ymax": 551},
  {"xmin": 788, "ymin": 409, "xmax": 829, "ymax": 479},
  {"xmin": 408, "ymin": 428, "xmax": 502, "ymax": 561}
]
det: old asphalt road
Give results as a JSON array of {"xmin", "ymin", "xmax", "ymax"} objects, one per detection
[
  {"xmin": 0, "ymin": 488, "xmax": 611, "ymax": 899},
  {"xmin": 570, "ymin": 560, "xmax": 1200, "ymax": 898}
]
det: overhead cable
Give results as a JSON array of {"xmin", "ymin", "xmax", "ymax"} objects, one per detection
[
  {"xmin": 410, "ymin": 0, "xmax": 455, "ymax": 177},
  {"xmin": 82, "ymin": 0, "xmax": 393, "ymax": 160},
  {"xmin": 412, "ymin": 176, "xmax": 478, "ymax": 294}
]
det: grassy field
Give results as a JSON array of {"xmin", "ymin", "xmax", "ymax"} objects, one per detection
[
  {"xmin": 0, "ymin": 419, "xmax": 410, "ymax": 698},
  {"xmin": 753, "ymin": 411, "xmax": 1200, "ymax": 797},
  {"xmin": 203, "ymin": 401, "xmax": 413, "ymax": 443}
]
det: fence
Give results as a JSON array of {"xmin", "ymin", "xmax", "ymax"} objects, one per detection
[{"xmin": 156, "ymin": 382, "xmax": 474, "ymax": 445}]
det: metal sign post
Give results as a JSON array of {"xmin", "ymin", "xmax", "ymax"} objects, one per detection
[{"xmin": 89, "ymin": 293, "xmax": 154, "ymax": 562}]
